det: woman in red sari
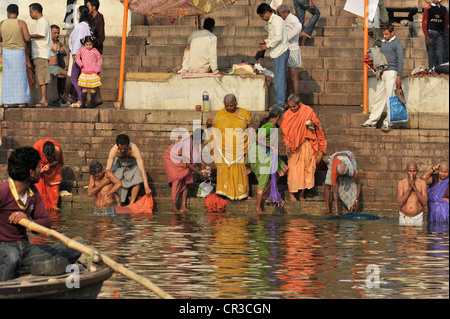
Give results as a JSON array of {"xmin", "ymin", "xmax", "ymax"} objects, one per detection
[
  {"xmin": 33, "ymin": 138, "xmax": 64, "ymax": 210},
  {"xmin": 163, "ymin": 129, "xmax": 208, "ymax": 212}
]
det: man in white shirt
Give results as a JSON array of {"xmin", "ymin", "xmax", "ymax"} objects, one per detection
[
  {"xmin": 257, "ymin": 3, "xmax": 290, "ymax": 110},
  {"xmin": 29, "ymin": 3, "xmax": 51, "ymax": 107},
  {"xmin": 278, "ymin": 4, "xmax": 302, "ymax": 96},
  {"xmin": 179, "ymin": 18, "xmax": 219, "ymax": 74}
]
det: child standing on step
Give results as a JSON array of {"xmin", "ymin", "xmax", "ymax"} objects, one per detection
[{"xmin": 75, "ymin": 36, "xmax": 103, "ymax": 108}]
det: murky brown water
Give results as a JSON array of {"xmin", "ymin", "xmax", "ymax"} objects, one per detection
[{"xmin": 32, "ymin": 207, "xmax": 449, "ymax": 299}]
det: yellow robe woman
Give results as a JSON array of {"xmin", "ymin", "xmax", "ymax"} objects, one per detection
[{"xmin": 211, "ymin": 108, "xmax": 251, "ymax": 200}]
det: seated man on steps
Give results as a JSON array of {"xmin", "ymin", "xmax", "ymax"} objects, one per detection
[
  {"xmin": 49, "ymin": 24, "xmax": 72, "ymax": 106},
  {"xmin": 106, "ymin": 134, "xmax": 152, "ymax": 206},
  {"xmin": 88, "ymin": 161, "xmax": 122, "ymax": 217},
  {"xmin": 173, "ymin": 18, "xmax": 219, "ymax": 74},
  {"xmin": 0, "ymin": 147, "xmax": 81, "ymax": 281}
]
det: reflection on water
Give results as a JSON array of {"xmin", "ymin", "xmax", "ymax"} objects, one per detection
[{"xmin": 33, "ymin": 207, "xmax": 449, "ymax": 299}]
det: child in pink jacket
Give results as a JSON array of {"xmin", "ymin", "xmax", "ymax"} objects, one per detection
[{"xmin": 75, "ymin": 36, "xmax": 103, "ymax": 108}]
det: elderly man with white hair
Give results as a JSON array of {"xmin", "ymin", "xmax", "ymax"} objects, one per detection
[
  {"xmin": 324, "ymin": 151, "xmax": 362, "ymax": 216},
  {"xmin": 277, "ymin": 4, "xmax": 302, "ymax": 96}
]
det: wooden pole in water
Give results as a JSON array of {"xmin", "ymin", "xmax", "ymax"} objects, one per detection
[
  {"xmin": 18, "ymin": 218, "xmax": 174, "ymax": 299},
  {"xmin": 363, "ymin": 0, "xmax": 369, "ymax": 114}
]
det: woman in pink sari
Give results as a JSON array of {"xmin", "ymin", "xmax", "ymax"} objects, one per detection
[{"xmin": 163, "ymin": 129, "xmax": 208, "ymax": 212}]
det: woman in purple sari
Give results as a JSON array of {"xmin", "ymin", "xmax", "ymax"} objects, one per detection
[{"xmin": 421, "ymin": 161, "xmax": 449, "ymax": 223}]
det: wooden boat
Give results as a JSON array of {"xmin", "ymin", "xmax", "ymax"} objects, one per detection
[{"xmin": 0, "ymin": 263, "xmax": 113, "ymax": 299}]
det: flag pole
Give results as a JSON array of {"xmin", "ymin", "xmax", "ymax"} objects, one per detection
[
  {"xmin": 116, "ymin": 0, "xmax": 129, "ymax": 110},
  {"xmin": 363, "ymin": 0, "xmax": 369, "ymax": 114}
]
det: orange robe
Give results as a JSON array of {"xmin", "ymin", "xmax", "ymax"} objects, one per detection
[
  {"xmin": 280, "ymin": 103, "xmax": 327, "ymax": 192},
  {"xmin": 33, "ymin": 138, "xmax": 64, "ymax": 210}
]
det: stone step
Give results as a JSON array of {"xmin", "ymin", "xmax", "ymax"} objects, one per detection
[
  {"xmin": 59, "ymin": 192, "xmax": 401, "ymax": 216},
  {"xmin": 3, "ymin": 107, "xmax": 448, "ymax": 130}
]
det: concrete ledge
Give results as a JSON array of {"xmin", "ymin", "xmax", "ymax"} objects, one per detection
[
  {"xmin": 368, "ymin": 75, "xmax": 449, "ymax": 114},
  {"xmin": 123, "ymin": 73, "xmax": 271, "ymax": 111}
]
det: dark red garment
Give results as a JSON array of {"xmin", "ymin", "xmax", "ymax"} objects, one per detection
[
  {"xmin": 0, "ymin": 181, "xmax": 50, "ymax": 242},
  {"xmin": 92, "ymin": 12, "xmax": 105, "ymax": 54}
]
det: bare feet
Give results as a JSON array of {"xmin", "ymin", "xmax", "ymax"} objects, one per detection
[
  {"xmin": 299, "ymin": 197, "xmax": 306, "ymax": 202},
  {"xmin": 254, "ymin": 208, "xmax": 264, "ymax": 215},
  {"xmin": 180, "ymin": 208, "xmax": 191, "ymax": 213},
  {"xmin": 289, "ymin": 194, "xmax": 298, "ymax": 202},
  {"xmin": 52, "ymin": 206, "xmax": 61, "ymax": 211},
  {"xmin": 300, "ymin": 31, "xmax": 313, "ymax": 39}
]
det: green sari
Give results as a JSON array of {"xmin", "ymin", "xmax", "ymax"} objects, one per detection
[{"xmin": 247, "ymin": 122, "xmax": 286, "ymax": 190}]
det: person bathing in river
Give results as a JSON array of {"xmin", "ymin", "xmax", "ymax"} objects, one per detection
[
  {"xmin": 106, "ymin": 134, "xmax": 152, "ymax": 206},
  {"xmin": 397, "ymin": 161, "xmax": 428, "ymax": 226},
  {"xmin": 163, "ymin": 129, "xmax": 209, "ymax": 213},
  {"xmin": 87, "ymin": 161, "xmax": 122, "ymax": 216},
  {"xmin": 420, "ymin": 161, "xmax": 449, "ymax": 223}
]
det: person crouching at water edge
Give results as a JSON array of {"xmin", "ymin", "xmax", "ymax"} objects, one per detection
[
  {"xmin": 33, "ymin": 138, "xmax": 64, "ymax": 211},
  {"xmin": 324, "ymin": 151, "xmax": 362, "ymax": 216},
  {"xmin": 397, "ymin": 161, "xmax": 428, "ymax": 226},
  {"xmin": 247, "ymin": 106, "xmax": 288, "ymax": 214},
  {"xmin": 163, "ymin": 129, "xmax": 209, "ymax": 213},
  {"xmin": 88, "ymin": 161, "xmax": 122, "ymax": 217},
  {"xmin": 205, "ymin": 94, "xmax": 254, "ymax": 200},
  {"xmin": 106, "ymin": 134, "xmax": 152, "ymax": 206}
]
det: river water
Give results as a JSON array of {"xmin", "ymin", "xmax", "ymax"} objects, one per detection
[{"xmin": 36, "ymin": 207, "xmax": 449, "ymax": 299}]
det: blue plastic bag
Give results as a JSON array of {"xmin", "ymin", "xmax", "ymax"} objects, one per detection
[{"xmin": 389, "ymin": 96, "xmax": 408, "ymax": 123}]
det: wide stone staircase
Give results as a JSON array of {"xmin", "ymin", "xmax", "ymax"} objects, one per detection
[
  {"xmin": 1, "ymin": 0, "xmax": 447, "ymax": 218},
  {"xmin": 1, "ymin": 107, "xmax": 448, "ymax": 217},
  {"xmin": 86, "ymin": 0, "xmax": 429, "ymax": 106}
]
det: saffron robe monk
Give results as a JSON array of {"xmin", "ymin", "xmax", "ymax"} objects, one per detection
[
  {"xmin": 280, "ymin": 94, "xmax": 327, "ymax": 201},
  {"xmin": 33, "ymin": 138, "xmax": 64, "ymax": 210}
]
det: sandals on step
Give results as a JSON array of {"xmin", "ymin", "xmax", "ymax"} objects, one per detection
[{"xmin": 69, "ymin": 102, "xmax": 82, "ymax": 108}]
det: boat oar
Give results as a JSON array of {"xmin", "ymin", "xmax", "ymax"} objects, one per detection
[{"xmin": 18, "ymin": 218, "xmax": 174, "ymax": 299}]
